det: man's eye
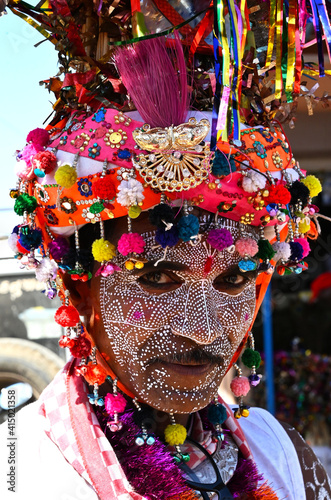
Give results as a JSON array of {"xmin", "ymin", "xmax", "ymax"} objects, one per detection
[
  {"xmin": 213, "ymin": 272, "xmax": 253, "ymax": 293},
  {"xmin": 138, "ymin": 271, "xmax": 183, "ymax": 292}
]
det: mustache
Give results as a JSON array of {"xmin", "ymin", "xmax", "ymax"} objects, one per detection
[{"xmin": 147, "ymin": 348, "xmax": 224, "ymax": 365}]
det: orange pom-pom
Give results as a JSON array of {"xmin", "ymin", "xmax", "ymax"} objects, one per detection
[
  {"xmin": 54, "ymin": 305, "xmax": 80, "ymax": 327},
  {"xmin": 84, "ymin": 363, "xmax": 107, "ymax": 385}
]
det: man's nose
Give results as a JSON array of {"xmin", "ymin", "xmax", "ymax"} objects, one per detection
[{"xmin": 169, "ymin": 280, "xmax": 224, "ymax": 345}]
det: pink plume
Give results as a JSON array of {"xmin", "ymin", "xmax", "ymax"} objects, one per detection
[{"xmin": 114, "ymin": 34, "xmax": 190, "ymax": 128}]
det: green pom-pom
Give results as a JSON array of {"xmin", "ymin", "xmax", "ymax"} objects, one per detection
[
  {"xmin": 90, "ymin": 202, "xmax": 104, "ymax": 214},
  {"xmin": 54, "ymin": 164, "xmax": 77, "ymax": 188},
  {"xmin": 14, "ymin": 193, "xmax": 38, "ymax": 215},
  {"xmin": 208, "ymin": 403, "xmax": 227, "ymax": 425},
  {"xmin": 242, "ymin": 348, "xmax": 261, "ymax": 368},
  {"xmin": 164, "ymin": 423, "xmax": 187, "ymax": 446},
  {"xmin": 256, "ymin": 239, "xmax": 275, "ymax": 260}
]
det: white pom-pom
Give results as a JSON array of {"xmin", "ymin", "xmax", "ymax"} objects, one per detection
[
  {"xmin": 8, "ymin": 233, "xmax": 18, "ymax": 253},
  {"xmin": 242, "ymin": 171, "xmax": 266, "ymax": 193},
  {"xmin": 117, "ymin": 178, "xmax": 144, "ymax": 208},
  {"xmin": 35, "ymin": 257, "xmax": 58, "ymax": 282},
  {"xmin": 272, "ymin": 241, "xmax": 291, "ymax": 262}
]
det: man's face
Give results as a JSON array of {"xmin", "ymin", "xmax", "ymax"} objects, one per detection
[{"xmin": 87, "ymin": 214, "xmax": 257, "ymax": 414}]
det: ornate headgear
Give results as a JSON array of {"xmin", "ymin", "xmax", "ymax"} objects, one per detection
[{"xmin": 6, "ymin": 0, "xmax": 329, "ymax": 375}]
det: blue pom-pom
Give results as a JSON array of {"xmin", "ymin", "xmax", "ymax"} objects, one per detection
[
  {"xmin": 238, "ymin": 259, "xmax": 257, "ymax": 272},
  {"xmin": 155, "ymin": 226, "xmax": 179, "ymax": 248},
  {"xmin": 289, "ymin": 241, "xmax": 304, "ymax": 262},
  {"xmin": 177, "ymin": 214, "xmax": 199, "ymax": 242},
  {"xmin": 208, "ymin": 403, "xmax": 227, "ymax": 425},
  {"xmin": 18, "ymin": 229, "xmax": 42, "ymax": 250},
  {"xmin": 12, "ymin": 225, "xmax": 20, "ymax": 235},
  {"xmin": 211, "ymin": 150, "xmax": 236, "ymax": 177}
]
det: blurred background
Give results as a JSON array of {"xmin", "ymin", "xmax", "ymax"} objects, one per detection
[{"xmin": 0, "ymin": 4, "xmax": 331, "ymax": 473}]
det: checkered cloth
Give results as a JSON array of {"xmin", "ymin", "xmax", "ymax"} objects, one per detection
[{"xmin": 38, "ymin": 359, "xmax": 252, "ymax": 500}]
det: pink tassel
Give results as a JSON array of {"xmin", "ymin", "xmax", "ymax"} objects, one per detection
[{"xmin": 114, "ymin": 33, "xmax": 190, "ymax": 128}]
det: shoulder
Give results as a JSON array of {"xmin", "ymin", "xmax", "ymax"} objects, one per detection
[
  {"xmin": 0, "ymin": 400, "xmax": 98, "ymax": 500},
  {"xmin": 237, "ymin": 407, "xmax": 331, "ymax": 500},
  {"xmin": 235, "ymin": 407, "xmax": 305, "ymax": 499}
]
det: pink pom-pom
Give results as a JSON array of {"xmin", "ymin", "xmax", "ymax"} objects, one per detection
[
  {"xmin": 235, "ymin": 237, "xmax": 258, "ymax": 257},
  {"xmin": 15, "ymin": 159, "xmax": 34, "ymax": 180},
  {"xmin": 294, "ymin": 237, "xmax": 310, "ymax": 258},
  {"xmin": 206, "ymin": 228, "xmax": 233, "ymax": 251},
  {"xmin": 230, "ymin": 376, "xmax": 250, "ymax": 397},
  {"xmin": 20, "ymin": 143, "xmax": 42, "ymax": 167},
  {"xmin": 117, "ymin": 233, "xmax": 145, "ymax": 256},
  {"xmin": 26, "ymin": 128, "xmax": 50, "ymax": 148},
  {"xmin": 105, "ymin": 393, "xmax": 127, "ymax": 415}
]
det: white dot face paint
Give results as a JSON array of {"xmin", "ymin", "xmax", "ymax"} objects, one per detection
[{"xmin": 91, "ymin": 218, "xmax": 257, "ymax": 414}]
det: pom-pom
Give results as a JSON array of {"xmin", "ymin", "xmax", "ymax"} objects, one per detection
[
  {"xmin": 84, "ymin": 363, "xmax": 107, "ymax": 385},
  {"xmin": 301, "ymin": 175, "xmax": 322, "ymax": 198},
  {"xmin": 15, "ymin": 160, "xmax": 34, "ymax": 180},
  {"xmin": 242, "ymin": 171, "xmax": 266, "ymax": 193},
  {"xmin": 230, "ymin": 376, "xmax": 251, "ymax": 397},
  {"xmin": 242, "ymin": 348, "xmax": 261, "ymax": 368},
  {"xmin": 294, "ymin": 237, "xmax": 310, "ymax": 258},
  {"xmin": 35, "ymin": 257, "xmax": 58, "ymax": 282},
  {"xmin": 256, "ymin": 240, "xmax": 276, "ymax": 261},
  {"xmin": 207, "ymin": 228, "xmax": 233, "ymax": 251},
  {"xmin": 164, "ymin": 423, "xmax": 187, "ymax": 446},
  {"xmin": 105, "ymin": 393, "xmax": 127, "ymax": 415},
  {"xmin": 178, "ymin": 214, "xmax": 199, "ymax": 242},
  {"xmin": 14, "ymin": 193, "xmax": 38, "ymax": 215},
  {"xmin": 211, "ymin": 150, "xmax": 236, "ymax": 177},
  {"xmin": 49, "ymin": 237, "xmax": 70, "ymax": 260},
  {"xmin": 26, "ymin": 127, "xmax": 49, "ymax": 147},
  {"xmin": 265, "ymin": 182, "xmax": 291, "ymax": 205},
  {"xmin": 155, "ymin": 226, "xmax": 179, "ymax": 248},
  {"xmin": 272, "ymin": 241, "xmax": 291, "ymax": 262},
  {"xmin": 92, "ymin": 238, "xmax": 116, "ymax": 262},
  {"xmin": 18, "ymin": 228, "xmax": 42, "ymax": 251},
  {"xmin": 70, "ymin": 336, "xmax": 92, "ymax": 358},
  {"xmin": 117, "ymin": 178, "xmax": 144, "ymax": 207},
  {"xmin": 92, "ymin": 176, "xmax": 116, "ymax": 200},
  {"xmin": 8, "ymin": 232, "xmax": 19, "ymax": 253},
  {"xmin": 207, "ymin": 403, "xmax": 227, "ymax": 425},
  {"xmin": 289, "ymin": 241, "xmax": 304, "ymax": 261},
  {"xmin": 289, "ymin": 180, "xmax": 310, "ymax": 206},
  {"xmin": 32, "ymin": 150, "xmax": 57, "ymax": 175},
  {"xmin": 149, "ymin": 204, "xmax": 174, "ymax": 229},
  {"xmin": 133, "ymin": 408, "xmax": 154, "ymax": 429},
  {"xmin": 20, "ymin": 143, "xmax": 42, "ymax": 167},
  {"xmin": 118, "ymin": 233, "xmax": 145, "ymax": 256},
  {"xmin": 235, "ymin": 237, "xmax": 258, "ymax": 257},
  {"xmin": 54, "ymin": 164, "xmax": 77, "ymax": 188},
  {"xmin": 54, "ymin": 305, "xmax": 80, "ymax": 327},
  {"xmin": 298, "ymin": 219, "xmax": 311, "ymax": 234}
]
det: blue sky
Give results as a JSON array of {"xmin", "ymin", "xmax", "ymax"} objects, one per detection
[{"xmin": 0, "ymin": 10, "xmax": 58, "ymax": 236}]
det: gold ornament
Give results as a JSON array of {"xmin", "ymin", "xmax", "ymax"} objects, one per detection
[{"xmin": 132, "ymin": 118, "xmax": 211, "ymax": 192}]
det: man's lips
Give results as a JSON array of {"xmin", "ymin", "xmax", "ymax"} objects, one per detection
[{"xmin": 154, "ymin": 360, "xmax": 217, "ymax": 376}]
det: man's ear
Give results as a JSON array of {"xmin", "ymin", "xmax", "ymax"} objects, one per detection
[{"xmin": 61, "ymin": 272, "xmax": 93, "ymax": 318}]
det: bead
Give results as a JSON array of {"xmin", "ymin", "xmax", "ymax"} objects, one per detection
[
  {"xmin": 241, "ymin": 408, "xmax": 250, "ymax": 417},
  {"xmin": 125, "ymin": 260, "xmax": 135, "ymax": 270},
  {"xmin": 135, "ymin": 261, "xmax": 144, "ymax": 269},
  {"xmin": 135, "ymin": 436, "xmax": 145, "ymax": 446},
  {"xmin": 146, "ymin": 435, "xmax": 155, "ymax": 445}
]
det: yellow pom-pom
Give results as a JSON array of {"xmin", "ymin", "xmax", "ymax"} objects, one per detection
[
  {"xmin": 92, "ymin": 238, "xmax": 116, "ymax": 263},
  {"xmin": 164, "ymin": 423, "xmax": 187, "ymax": 446},
  {"xmin": 301, "ymin": 175, "xmax": 322, "ymax": 198},
  {"xmin": 54, "ymin": 164, "xmax": 77, "ymax": 188},
  {"xmin": 298, "ymin": 219, "xmax": 311, "ymax": 234}
]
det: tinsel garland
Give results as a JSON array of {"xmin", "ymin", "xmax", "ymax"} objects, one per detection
[{"xmin": 96, "ymin": 407, "xmax": 279, "ymax": 500}]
